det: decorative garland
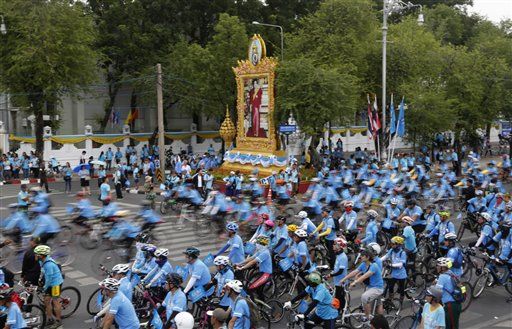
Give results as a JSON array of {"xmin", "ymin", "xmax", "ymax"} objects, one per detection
[{"xmin": 224, "ymin": 151, "xmax": 289, "ymax": 167}]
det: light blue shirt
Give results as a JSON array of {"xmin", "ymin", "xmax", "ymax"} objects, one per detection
[
  {"xmin": 40, "ymin": 257, "xmax": 64, "ymax": 290},
  {"xmin": 119, "ymin": 276, "xmax": 133, "ymax": 301},
  {"xmin": 421, "ymin": 303, "xmax": 445, "ymax": 329},
  {"xmin": 436, "ymin": 271, "xmax": 456, "ymax": 304},
  {"xmin": 254, "ymin": 247, "xmax": 272, "ymax": 274},
  {"xmin": 232, "ymin": 297, "xmax": 251, "ymax": 329},
  {"xmin": 357, "ymin": 262, "xmax": 384, "ymax": 289},
  {"xmin": 333, "ymin": 252, "xmax": 348, "ymax": 286},
  {"xmin": 163, "ymin": 289, "xmax": 187, "ymax": 320},
  {"xmin": 227, "ymin": 235, "xmax": 245, "ymax": 264},
  {"xmin": 305, "ymin": 284, "xmax": 338, "ymax": 320},
  {"xmin": 189, "ymin": 259, "xmax": 212, "ymax": 287},
  {"xmin": 109, "ymin": 291, "xmax": 140, "ymax": 329},
  {"xmin": 6, "ymin": 302, "xmax": 27, "ymax": 329}
]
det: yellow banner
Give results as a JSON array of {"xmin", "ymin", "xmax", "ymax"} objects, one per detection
[
  {"xmin": 130, "ymin": 135, "xmax": 151, "ymax": 142},
  {"xmin": 349, "ymin": 127, "xmax": 367, "ymax": 134},
  {"xmin": 164, "ymin": 133, "xmax": 193, "ymax": 140},
  {"xmin": 196, "ymin": 132, "xmax": 220, "ymax": 139},
  {"xmin": 9, "ymin": 134, "xmax": 36, "ymax": 143},
  {"xmin": 51, "ymin": 136, "xmax": 88, "ymax": 144},
  {"xmin": 90, "ymin": 136, "xmax": 125, "ymax": 144},
  {"xmin": 331, "ymin": 128, "xmax": 347, "ymax": 135}
]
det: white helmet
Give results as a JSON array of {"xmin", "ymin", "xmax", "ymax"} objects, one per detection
[
  {"xmin": 390, "ymin": 198, "xmax": 399, "ymax": 205},
  {"xmin": 99, "ymin": 278, "xmax": 120, "ymax": 291},
  {"xmin": 368, "ymin": 242, "xmax": 382, "ymax": 256},
  {"xmin": 224, "ymin": 280, "xmax": 243, "ymax": 293},
  {"xmin": 296, "ymin": 211, "xmax": 308, "ymax": 219},
  {"xmin": 444, "ymin": 232, "xmax": 457, "ymax": 241},
  {"xmin": 174, "ymin": 312, "xmax": 195, "ymax": 329},
  {"xmin": 480, "ymin": 212, "xmax": 492, "ymax": 221},
  {"xmin": 154, "ymin": 248, "xmax": 169, "ymax": 257},
  {"xmin": 294, "ymin": 229, "xmax": 308, "ymax": 238},
  {"xmin": 367, "ymin": 209, "xmax": 379, "ymax": 219},
  {"xmin": 213, "ymin": 256, "xmax": 230, "ymax": 266},
  {"xmin": 112, "ymin": 263, "xmax": 131, "ymax": 274},
  {"xmin": 436, "ymin": 257, "xmax": 452, "ymax": 268}
]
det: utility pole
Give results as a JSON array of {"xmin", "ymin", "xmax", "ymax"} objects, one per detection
[{"xmin": 156, "ymin": 63, "xmax": 165, "ymax": 181}]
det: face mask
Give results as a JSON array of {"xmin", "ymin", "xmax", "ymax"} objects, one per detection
[
  {"xmin": 156, "ymin": 258, "xmax": 167, "ymax": 266},
  {"xmin": 392, "ymin": 246, "xmax": 400, "ymax": 252}
]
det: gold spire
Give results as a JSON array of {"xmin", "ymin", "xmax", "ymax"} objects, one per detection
[{"xmin": 219, "ymin": 105, "xmax": 236, "ymax": 148}]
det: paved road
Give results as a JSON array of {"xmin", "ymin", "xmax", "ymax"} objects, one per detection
[{"xmin": 1, "ymin": 181, "xmax": 511, "ymax": 328}]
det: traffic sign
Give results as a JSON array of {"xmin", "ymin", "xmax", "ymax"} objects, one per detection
[{"xmin": 278, "ymin": 124, "xmax": 297, "ymax": 135}]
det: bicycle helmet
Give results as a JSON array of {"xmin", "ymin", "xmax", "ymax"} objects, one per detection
[
  {"xmin": 264, "ymin": 219, "xmax": 275, "ymax": 228},
  {"xmin": 390, "ymin": 236, "xmax": 404, "ymax": 245},
  {"xmin": 183, "ymin": 247, "xmax": 201, "ymax": 258},
  {"xmin": 436, "ymin": 257, "xmax": 452, "ymax": 268},
  {"xmin": 34, "ymin": 245, "xmax": 51, "ymax": 256},
  {"xmin": 475, "ymin": 190, "xmax": 483, "ymax": 196},
  {"xmin": 226, "ymin": 222, "xmax": 239, "ymax": 232},
  {"xmin": 99, "ymin": 278, "xmax": 120, "ymax": 291},
  {"xmin": 174, "ymin": 312, "xmax": 195, "ymax": 329},
  {"xmin": 480, "ymin": 212, "xmax": 492, "ymax": 221},
  {"xmin": 294, "ymin": 229, "xmax": 308, "ymax": 239},
  {"xmin": 276, "ymin": 215, "xmax": 287, "ymax": 222},
  {"xmin": 389, "ymin": 198, "xmax": 399, "ymax": 205},
  {"xmin": 305, "ymin": 272, "xmax": 322, "ymax": 285},
  {"xmin": 334, "ymin": 237, "xmax": 347, "ymax": 249},
  {"xmin": 166, "ymin": 273, "xmax": 184, "ymax": 287},
  {"xmin": 224, "ymin": 280, "xmax": 243, "ymax": 293},
  {"xmin": 439, "ymin": 211, "xmax": 450, "ymax": 218},
  {"xmin": 367, "ymin": 209, "xmax": 379, "ymax": 219},
  {"xmin": 141, "ymin": 244, "xmax": 157, "ymax": 253},
  {"xmin": 506, "ymin": 202, "xmax": 512, "ymax": 210},
  {"xmin": 296, "ymin": 211, "xmax": 308, "ymax": 219},
  {"xmin": 444, "ymin": 232, "xmax": 457, "ymax": 241},
  {"xmin": 112, "ymin": 263, "xmax": 131, "ymax": 274},
  {"xmin": 154, "ymin": 248, "xmax": 169, "ymax": 258},
  {"xmin": 256, "ymin": 235, "xmax": 270, "ymax": 246},
  {"xmin": 401, "ymin": 216, "xmax": 414, "ymax": 225},
  {"xmin": 368, "ymin": 242, "xmax": 382, "ymax": 256},
  {"xmin": 0, "ymin": 285, "xmax": 13, "ymax": 300},
  {"xmin": 426, "ymin": 285, "xmax": 443, "ymax": 301},
  {"xmin": 344, "ymin": 201, "xmax": 354, "ymax": 208},
  {"xmin": 213, "ymin": 255, "xmax": 230, "ymax": 266},
  {"xmin": 287, "ymin": 224, "xmax": 298, "ymax": 233}
]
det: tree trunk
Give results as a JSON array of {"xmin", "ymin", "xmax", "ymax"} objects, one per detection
[
  {"xmin": 130, "ymin": 90, "xmax": 138, "ymax": 132},
  {"xmin": 34, "ymin": 104, "xmax": 44, "ymax": 157},
  {"xmin": 99, "ymin": 76, "xmax": 120, "ymax": 133}
]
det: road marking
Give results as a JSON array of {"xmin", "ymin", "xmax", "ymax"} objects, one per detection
[
  {"xmin": 65, "ymin": 270, "xmax": 88, "ymax": 279},
  {"xmin": 76, "ymin": 277, "xmax": 99, "ymax": 286},
  {"xmin": 0, "ymin": 191, "xmax": 65, "ymax": 200}
]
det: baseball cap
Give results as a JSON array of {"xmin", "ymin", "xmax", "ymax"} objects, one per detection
[{"xmin": 207, "ymin": 308, "xmax": 229, "ymax": 322}]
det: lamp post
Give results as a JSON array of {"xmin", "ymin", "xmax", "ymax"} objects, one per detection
[
  {"xmin": 381, "ymin": 1, "xmax": 422, "ymax": 158},
  {"xmin": 0, "ymin": 15, "xmax": 7, "ymax": 135},
  {"xmin": 252, "ymin": 21, "xmax": 284, "ymax": 61}
]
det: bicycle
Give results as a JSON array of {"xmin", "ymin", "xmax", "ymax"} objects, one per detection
[
  {"xmin": 473, "ymin": 253, "xmax": 512, "ymax": 298},
  {"xmin": 17, "ymin": 282, "xmax": 81, "ymax": 320},
  {"xmin": 456, "ymin": 211, "xmax": 482, "ymax": 241},
  {"xmin": 392, "ymin": 299, "xmax": 425, "ymax": 329},
  {"xmin": 86, "ymin": 265, "xmax": 112, "ymax": 315}
]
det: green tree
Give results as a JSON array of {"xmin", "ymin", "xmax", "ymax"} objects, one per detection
[{"xmin": 0, "ymin": 0, "xmax": 99, "ymax": 153}]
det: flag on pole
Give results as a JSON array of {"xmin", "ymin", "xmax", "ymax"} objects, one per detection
[
  {"xmin": 372, "ymin": 95, "xmax": 381, "ymax": 133},
  {"xmin": 389, "ymin": 94, "xmax": 396, "ymax": 135},
  {"xmin": 110, "ymin": 110, "xmax": 120, "ymax": 128},
  {"xmin": 125, "ymin": 108, "xmax": 139, "ymax": 125},
  {"xmin": 397, "ymin": 97, "xmax": 405, "ymax": 137},
  {"xmin": 367, "ymin": 94, "xmax": 375, "ymax": 140}
]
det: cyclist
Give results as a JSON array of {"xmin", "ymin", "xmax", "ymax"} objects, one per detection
[
  {"xmin": 248, "ymin": 216, "xmax": 273, "ymax": 244},
  {"xmin": 472, "ymin": 212, "xmax": 496, "ymax": 255},
  {"xmin": 338, "ymin": 201, "xmax": 358, "ymax": 242},
  {"xmin": 340, "ymin": 249, "xmax": 384, "ymax": 319},
  {"xmin": 328, "ymin": 237, "xmax": 348, "ymax": 311},
  {"xmin": 212, "ymin": 256, "xmax": 234, "ymax": 310},
  {"xmin": 428, "ymin": 211, "xmax": 455, "ymax": 254},
  {"xmin": 138, "ymin": 200, "xmax": 162, "ymax": 232},
  {"xmin": 143, "ymin": 248, "xmax": 173, "ymax": 296},
  {"xmin": 400, "ymin": 216, "xmax": 417, "ymax": 273},
  {"xmin": 382, "ymin": 198, "xmax": 400, "ymax": 237},
  {"xmin": 399, "ymin": 200, "xmax": 425, "ymax": 234},
  {"xmin": 289, "ymin": 229, "xmax": 311, "ymax": 272},
  {"xmin": 435, "ymin": 257, "xmax": 461, "ymax": 329},
  {"xmin": 296, "ymin": 211, "xmax": 317, "ymax": 236},
  {"xmin": 215, "ymin": 222, "xmax": 245, "ymax": 265},
  {"xmin": 29, "ymin": 187, "xmax": 50, "ymax": 212},
  {"xmin": 98, "ymin": 278, "xmax": 140, "ymax": 329},
  {"xmin": 367, "ymin": 242, "xmax": 383, "ymax": 269},
  {"xmin": 467, "ymin": 189, "xmax": 487, "ymax": 214},
  {"xmin": 3, "ymin": 204, "xmax": 31, "ymax": 245},
  {"xmin": 381, "ymin": 236, "xmax": 407, "ymax": 302},
  {"xmin": 182, "ymin": 247, "xmax": 212, "ymax": 296},
  {"xmin": 312, "ymin": 207, "xmax": 337, "ymax": 267},
  {"xmin": 223, "ymin": 280, "xmax": 250, "ymax": 329},
  {"xmin": 31, "ymin": 206, "xmax": 61, "ymax": 244},
  {"xmin": 111, "ymin": 263, "xmax": 133, "ymax": 301},
  {"xmin": 284, "ymin": 272, "xmax": 338, "ymax": 329},
  {"xmin": 424, "ymin": 204, "xmax": 440, "ymax": 237},
  {"xmin": 97, "ymin": 196, "xmax": 119, "ymax": 220},
  {"xmin": 361, "ymin": 210, "xmax": 380, "ymax": 246},
  {"xmin": 0, "ymin": 286, "xmax": 27, "ymax": 329},
  {"xmin": 444, "ymin": 233, "xmax": 463, "ymax": 278},
  {"xmin": 17, "ymin": 184, "xmax": 30, "ymax": 210},
  {"xmin": 160, "ymin": 273, "xmax": 187, "ymax": 328},
  {"xmin": 235, "ymin": 235, "xmax": 272, "ymax": 298},
  {"xmin": 72, "ymin": 191, "xmax": 96, "ymax": 227},
  {"xmin": 272, "ymin": 216, "xmax": 290, "ymax": 258},
  {"xmin": 420, "ymin": 286, "xmax": 446, "ymax": 329},
  {"xmin": 34, "ymin": 245, "xmax": 64, "ymax": 328},
  {"xmin": 132, "ymin": 244, "xmax": 157, "ymax": 276}
]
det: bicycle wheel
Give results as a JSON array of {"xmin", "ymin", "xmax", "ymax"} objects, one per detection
[
  {"xmin": 405, "ymin": 274, "xmax": 426, "ymax": 300},
  {"xmin": 194, "ymin": 217, "xmax": 211, "ymax": 238},
  {"xmin": 57, "ymin": 225, "xmax": 73, "ymax": 245},
  {"xmin": 59, "ymin": 286, "xmax": 81, "ymax": 318},
  {"xmin": 52, "ymin": 243, "xmax": 76, "ymax": 267},
  {"xmin": 456, "ymin": 221, "xmax": 465, "ymax": 241},
  {"xmin": 383, "ymin": 298, "xmax": 402, "ymax": 315},
  {"xmin": 393, "ymin": 315, "xmax": 417, "ymax": 329},
  {"xmin": 460, "ymin": 281, "xmax": 473, "ymax": 312},
  {"xmin": 86, "ymin": 287, "xmax": 107, "ymax": 315},
  {"xmin": 160, "ymin": 201, "xmax": 169, "ymax": 215},
  {"xmin": 23, "ymin": 303, "xmax": 46, "ymax": 329},
  {"xmin": 273, "ymin": 272, "xmax": 290, "ymax": 297},
  {"xmin": 472, "ymin": 271, "xmax": 490, "ymax": 298},
  {"xmin": 260, "ymin": 299, "xmax": 284, "ymax": 323},
  {"xmin": 347, "ymin": 306, "xmax": 366, "ymax": 329},
  {"xmin": 79, "ymin": 232, "xmax": 101, "ymax": 250}
]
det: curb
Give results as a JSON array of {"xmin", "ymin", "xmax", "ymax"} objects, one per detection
[
  {"xmin": 126, "ymin": 189, "xmax": 164, "ymax": 196},
  {"xmin": 0, "ymin": 174, "xmax": 115, "ymax": 186}
]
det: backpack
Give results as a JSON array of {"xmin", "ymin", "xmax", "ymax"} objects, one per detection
[
  {"xmin": 452, "ymin": 248, "xmax": 463, "ymax": 268},
  {"xmin": 42, "ymin": 259, "xmax": 65, "ymax": 280},
  {"xmin": 444, "ymin": 272, "xmax": 465, "ymax": 303},
  {"xmin": 234, "ymin": 296, "xmax": 261, "ymax": 329}
]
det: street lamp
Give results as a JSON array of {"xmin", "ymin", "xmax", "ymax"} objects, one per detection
[
  {"xmin": 0, "ymin": 15, "xmax": 6, "ymax": 35},
  {"xmin": 381, "ymin": 1, "xmax": 422, "ymax": 159},
  {"xmin": 252, "ymin": 21, "xmax": 284, "ymax": 61}
]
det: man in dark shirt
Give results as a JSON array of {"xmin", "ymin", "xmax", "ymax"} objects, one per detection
[
  {"xmin": 461, "ymin": 178, "xmax": 475, "ymax": 202},
  {"xmin": 21, "ymin": 238, "xmax": 41, "ymax": 286}
]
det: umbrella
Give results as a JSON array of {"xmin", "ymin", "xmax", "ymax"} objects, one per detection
[
  {"xmin": 73, "ymin": 163, "xmax": 90, "ymax": 173},
  {"xmin": 90, "ymin": 160, "xmax": 107, "ymax": 167}
]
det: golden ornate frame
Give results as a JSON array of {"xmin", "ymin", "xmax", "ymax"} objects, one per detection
[{"xmin": 232, "ymin": 56, "xmax": 278, "ymax": 153}]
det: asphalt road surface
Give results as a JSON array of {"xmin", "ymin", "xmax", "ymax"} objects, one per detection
[{"xmin": 1, "ymin": 181, "xmax": 511, "ymax": 329}]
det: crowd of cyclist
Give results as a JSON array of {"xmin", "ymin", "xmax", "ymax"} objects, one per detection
[{"xmin": 0, "ymin": 148, "xmax": 511, "ymax": 329}]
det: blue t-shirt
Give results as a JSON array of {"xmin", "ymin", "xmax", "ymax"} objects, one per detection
[
  {"xmin": 162, "ymin": 289, "xmax": 187, "ymax": 320},
  {"xmin": 232, "ymin": 297, "xmax": 251, "ymax": 329},
  {"xmin": 118, "ymin": 276, "xmax": 133, "ymax": 301},
  {"xmin": 357, "ymin": 262, "xmax": 384, "ymax": 289},
  {"xmin": 100, "ymin": 183, "xmax": 111, "ymax": 200},
  {"xmin": 6, "ymin": 302, "xmax": 27, "ymax": 329},
  {"xmin": 305, "ymin": 284, "xmax": 338, "ymax": 320},
  {"xmin": 333, "ymin": 252, "xmax": 348, "ymax": 286},
  {"xmin": 436, "ymin": 271, "xmax": 456, "ymax": 304},
  {"xmin": 228, "ymin": 235, "xmax": 245, "ymax": 264},
  {"xmin": 385, "ymin": 249, "xmax": 407, "ymax": 279},
  {"xmin": 403, "ymin": 226, "xmax": 417, "ymax": 252},
  {"xmin": 254, "ymin": 247, "xmax": 272, "ymax": 274},
  {"xmin": 322, "ymin": 217, "xmax": 336, "ymax": 241},
  {"xmin": 40, "ymin": 257, "xmax": 64, "ymax": 290},
  {"xmin": 109, "ymin": 291, "xmax": 140, "ymax": 329},
  {"xmin": 189, "ymin": 259, "xmax": 212, "ymax": 287},
  {"xmin": 215, "ymin": 269, "xmax": 234, "ymax": 307},
  {"xmin": 422, "ymin": 303, "xmax": 445, "ymax": 329}
]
